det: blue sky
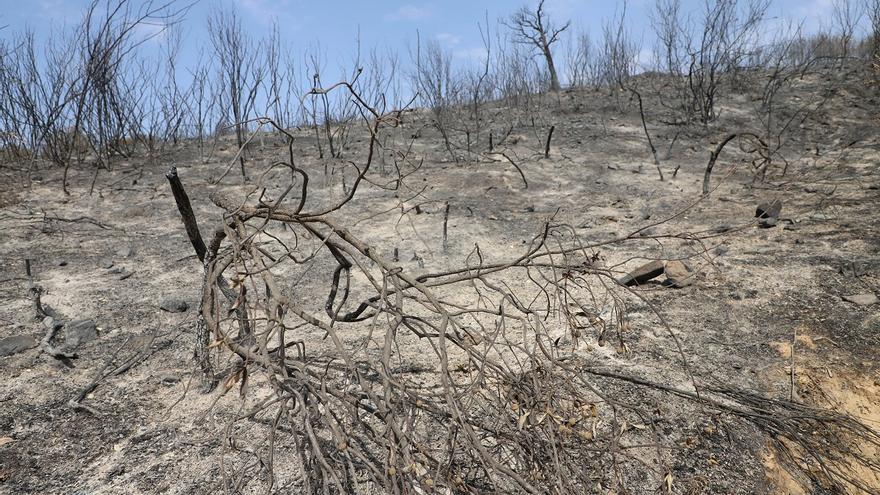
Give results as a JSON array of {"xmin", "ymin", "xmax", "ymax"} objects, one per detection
[{"xmin": 0, "ymin": 0, "xmax": 866, "ymax": 88}]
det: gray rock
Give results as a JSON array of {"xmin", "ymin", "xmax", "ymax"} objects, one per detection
[
  {"xmin": 42, "ymin": 316, "xmax": 55, "ymax": 329},
  {"xmin": 0, "ymin": 335, "xmax": 38, "ymax": 357},
  {"xmin": 65, "ymin": 320, "xmax": 98, "ymax": 347},
  {"xmin": 759, "ymin": 217, "xmax": 778, "ymax": 228},
  {"xmin": 663, "ymin": 261, "xmax": 695, "ymax": 288},
  {"xmin": 116, "ymin": 246, "xmax": 136, "ymax": 258},
  {"xmin": 842, "ymin": 294, "xmax": 878, "ymax": 306},
  {"xmin": 756, "ymin": 200, "xmax": 782, "ymax": 217},
  {"xmin": 160, "ymin": 299, "xmax": 188, "ymax": 313},
  {"xmin": 159, "ymin": 373, "xmax": 180, "ymax": 384},
  {"xmin": 618, "ymin": 260, "xmax": 665, "ymax": 286}
]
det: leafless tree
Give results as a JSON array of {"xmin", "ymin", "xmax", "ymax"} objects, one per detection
[
  {"xmin": 411, "ymin": 34, "xmax": 460, "ymax": 161},
  {"xmin": 503, "ymin": 0, "xmax": 570, "ymax": 91},
  {"xmin": 871, "ymin": 0, "xmax": 880, "ymax": 81},
  {"xmin": 566, "ymin": 30, "xmax": 601, "ymax": 88},
  {"xmin": 597, "ymin": 2, "xmax": 639, "ymax": 91},
  {"xmin": 208, "ymin": 4, "xmax": 265, "ymax": 180},
  {"xmin": 831, "ymin": 0, "xmax": 865, "ymax": 58}
]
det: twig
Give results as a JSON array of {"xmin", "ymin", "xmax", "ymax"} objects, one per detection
[
  {"xmin": 790, "ymin": 326, "xmax": 797, "ymax": 402},
  {"xmin": 544, "ymin": 125, "xmax": 555, "ymax": 158},
  {"xmin": 442, "ymin": 202, "xmax": 450, "ymax": 253},
  {"xmin": 166, "ymin": 167, "xmax": 207, "ymax": 262},
  {"xmin": 702, "ymin": 132, "xmax": 767, "ymax": 196},
  {"xmin": 500, "ymin": 152, "xmax": 528, "ymax": 189}
]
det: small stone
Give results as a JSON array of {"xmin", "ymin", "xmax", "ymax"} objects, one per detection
[
  {"xmin": 842, "ymin": 294, "xmax": 878, "ymax": 306},
  {"xmin": 663, "ymin": 261, "xmax": 695, "ymax": 288},
  {"xmin": 0, "ymin": 335, "xmax": 38, "ymax": 357},
  {"xmin": 101, "ymin": 259, "xmax": 115, "ymax": 269},
  {"xmin": 116, "ymin": 246, "xmax": 135, "ymax": 258},
  {"xmin": 160, "ymin": 299, "xmax": 189, "ymax": 313},
  {"xmin": 618, "ymin": 260, "xmax": 665, "ymax": 286},
  {"xmin": 42, "ymin": 316, "xmax": 55, "ymax": 329},
  {"xmin": 57, "ymin": 260, "xmax": 68, "ymax": 267},
  {"xmin": 756, "ymin": 200, "xmax": 782, "ymax": 220},
  {"xmin": 759, "ymin": 216, "xmax": 778, "ymax": 228},
  {"xmin": 65, "ymin": 320, "xmax": 98, "ymax": 347},
  {"xmin": 159, "ymin": 373, "xmax": 180, "ymax": 384}
]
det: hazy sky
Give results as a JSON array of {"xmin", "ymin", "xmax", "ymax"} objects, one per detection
[{"xmin": 0, "ymin": 0, "xmax": 865, "ymax": 83}]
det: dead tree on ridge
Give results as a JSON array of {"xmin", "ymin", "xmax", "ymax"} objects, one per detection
[{"xmin": 504, "ymin": 0, "xmax": 570, "ymax": 92}]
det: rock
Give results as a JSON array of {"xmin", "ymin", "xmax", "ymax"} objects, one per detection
[
  {"xmin": 159, "ymin": 299, "xmax": 188, "ymax": 313},
  {"xmin": 759, "ymin": 217, "xmax": 778, "ymax": 228},
  {"xmin": 57, "ymin": 260, "xmax": 68, "ymax": 267},
  {"xmin": 101, "ymin": 259, "xmax": 115, "ymax": 269},
  {"xmin": 42, "ymin": 316, "xmax": 55, "ymax": 329},
  {"xmin": 65, "ymin": 320, "xmax": 98, "ymax": 347},
  {"xmin": 116, "ymin": 246, "xmax": 136, "ymax": 258},
  {"xmin": 842, "ymin": 294, "xmax": 878, "ymax": 306},
  {"xmin": 663, "ymin": 261, "xmax": 695, "ymax": 288},
  {"xmin": 618, "ymin": 260, "xmax": 665, "ymax": 286},
  {"xmin": 756, "ymin": 200, "xmax": 782, "ymax": 228},
  {"xmin": 0, "ymin": 335, "xmax": 38, "ymax": 357},
  {"xmin": 159, "ymin": 373, "xmax": 180, "ymax": 384},
  {"xmin": 756, "ymin": 200, "xmax": 782, "ymax": 219}
]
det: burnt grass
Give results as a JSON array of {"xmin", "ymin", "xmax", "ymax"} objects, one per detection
[{"xmin": 0, "ymin": 67, "xmax": 879, "ymax": 494}]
